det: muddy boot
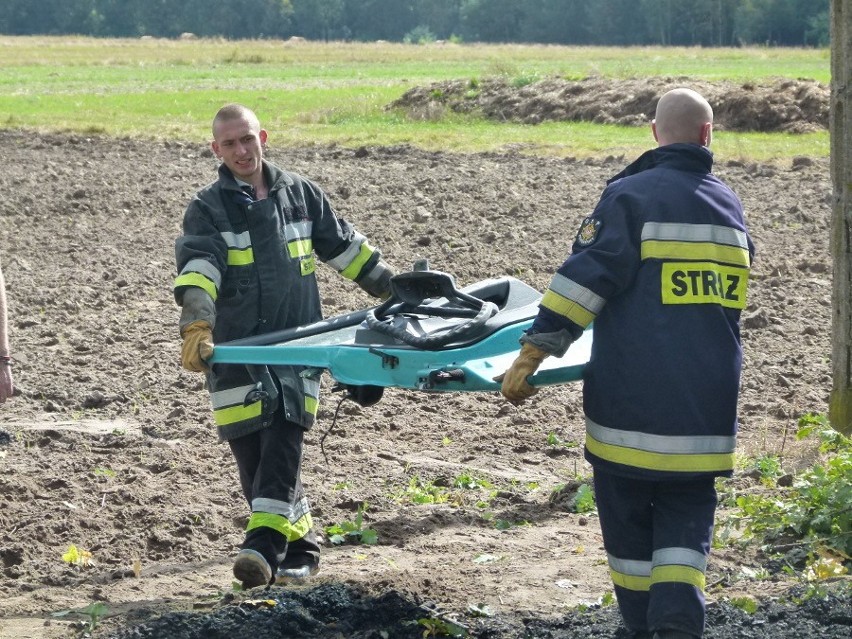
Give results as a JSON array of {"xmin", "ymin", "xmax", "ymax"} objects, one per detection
[
  {"xmin": 276, "ymin": 533, "xmax": 321, "ymax": 583},
  {"xmin": 653, "ymin": 631, "xmax": 698, "ymax": 639},
  {"xmin": 275, "ymin": 552, "xmax": 320, "ymax": 583},
  {"xmin": 233, "ymin": 549, "xmax": 273, "ymax": 589}
]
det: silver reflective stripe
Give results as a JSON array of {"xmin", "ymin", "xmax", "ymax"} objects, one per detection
[
  {"xmin": 210, "ymin": 384, "xmax": 256, "ymax": 409},
  {"xmin": 180, "ymin": 258, "xmax": 222, "ymax": 288},
  {"xmin": 653, "ymin": 547, "xmax": 707, "ymax": 572},
  {"xmin": 326, "ymin": 231, "xmax": 366, "ymax": 270},
  {"xmin": 608, "ymin": 553, "xmax": 652, "ymax": 577},
  {"xmin": 548, "ymin": 273, "xmax": 606, "ymax": 314},
  {"xmin": 252, "ymin": 496, "xmax": 311, "ymax": 521},
  {"xmin": 586, "ymin": 418, "xmax": 736, "ymax": 455},
  {"xmin": 220, "ymin": 230, "xmax": 252, "ymax": 249},
  {"xmin": 302, "ymin": 377, "xmax": 321, "ymax": 398},
  {"xmin": 285, "ymin": 220, "xmax": 312, "ymax": 241},
  {"xmin": 642, "ymin": 222, "xmax": 748, "ymax": 249},
  {"xmin": 361, "ymin": 261, "xmax": 391, "ymax": 286}
]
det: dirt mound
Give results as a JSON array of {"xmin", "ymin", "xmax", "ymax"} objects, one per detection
[
  {"xmin": 390, "ymin": 76, "xmax": 829, "ymax": 132},
  {"xmin": 0, "ymin": 129, "xmax": 840, "ymax": 639},
  {"xmin": 111, "ymin": 582, "xmax": 852, "ymax": 639}
]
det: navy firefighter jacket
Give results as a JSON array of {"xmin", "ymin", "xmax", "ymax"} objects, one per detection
[{"xmin": 530, "ymin": 144, "xmax": 755, "ymax": 480}]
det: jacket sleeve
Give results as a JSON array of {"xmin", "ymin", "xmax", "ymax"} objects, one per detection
[
  {"xmin": 173, "ymin": 197, "xmax": 227, "ymax": 331},
  {"xmin": 529, "ymin": 184, "xmax": 640, "ymax": 339},
  {"xmin": 299, "ymin": 178, "xmax": 394, "ymax": 298}
]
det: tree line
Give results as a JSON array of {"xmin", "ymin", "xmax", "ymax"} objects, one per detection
[{"xmin": 0, "ymin": 0, "xmax": 829, "ymax": 47}]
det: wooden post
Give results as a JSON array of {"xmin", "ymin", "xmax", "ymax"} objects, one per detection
[{"xmin": 830, "ymin": 0, "xmax": 852, "ymax": 435}]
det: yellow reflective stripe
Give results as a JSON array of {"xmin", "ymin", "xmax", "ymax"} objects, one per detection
[
  {"xmin": 340, "ymin": 243, "xmax": 375, "ymax": 280},
  {"xmin": 174, "ymin": 272, "xmax": 218, "ymax": 301},
  {"xmin": 227, "ymin": 247, "xmax": 254, "ymax": 266},
  {"xmin": 327, "ymin": 232, "xmax": 365, "ymax": 270},
  {"xmin": 661, "ymin": 262, "xmax": 748, "ymax": 309},
  {"xmin": 586, "ymin": 431, "xmax": 735, "ymax": 473},
  {"xmin": 651, "ymin": 565, "xmax": 706, "ymax": 590},
  {"xmin": 288, "ymin": 238, "xmax": 313, "ymax": 258},
  {"xmin": 246, "ymin": 511, "xmax": 314, "ymax": 542},
  {"xmin": 641, "ymin": 240, "xmax": 750, "ymax": 267},
  {"xmin": 305, "ymin": 395, "xmax": 318, "ymax": 416},
  {"xmin": 300, "ymin": 255, "xmax": 316, "ymax": 276},
  {"xmin": 610, "ymin": 569, "xmax": 652, "ymax": 591},
  {"xmin": 548, "ymin": 274, "xmax": 606, "ymax": 314},
  {"xmin": 213, "ymin": 399, "xmax": 263, "ymax": 426},
  {"xmin": 541, "ymin": 289, "xmax": 596, "ymax": 328}
]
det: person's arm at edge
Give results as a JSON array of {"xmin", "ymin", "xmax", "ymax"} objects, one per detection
[{"xmin": 0, "ymin": 264, "xmax": 14, "ymax": 402}]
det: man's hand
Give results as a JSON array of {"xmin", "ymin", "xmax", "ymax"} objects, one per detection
[
  {"xmin": 494, "ymin": 343, "xmax": 549, "ymax": 403},
  {"xmin": 181, "ymin": 320, "xmax": 214, "ymax": 372}
]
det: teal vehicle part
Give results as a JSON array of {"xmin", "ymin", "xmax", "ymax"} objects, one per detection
[{"xmin": 209, "ymin": 266, "xmax": 591, "ymax": 393}]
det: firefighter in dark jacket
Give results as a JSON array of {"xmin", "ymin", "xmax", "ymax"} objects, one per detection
[
  {"xmin": 498, "ymin": 88, "xmax": 754, "ymax": 639},
  {"xmin": 175, "ymin": 104, "xmax": 394, "ymax": 589}
]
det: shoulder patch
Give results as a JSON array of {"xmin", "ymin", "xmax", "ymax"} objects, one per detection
[{"xmin": 576, "ymin": 217, "xmax": 601, "ymax": 246}]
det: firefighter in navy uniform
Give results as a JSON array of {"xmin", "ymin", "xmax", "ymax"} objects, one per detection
[
  {"xmin": 498, "ymin": 88, "xmax": 754, "ymax": 639},
  {"xmin": 175, "ymin": 104, "xmax": 394, "ymax": 589}
]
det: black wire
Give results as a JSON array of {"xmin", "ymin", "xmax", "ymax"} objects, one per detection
[{"xmin": 319, "ymin": 392, "xmax": 348, "ymax": 465}]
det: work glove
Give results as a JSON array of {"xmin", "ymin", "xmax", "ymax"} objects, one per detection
[
  {"xmin": 181, "ymin": 320, "xmax": 214, "ymax": 373},
  {"xmin": 494, "ymin": 342, "xmax": 549, "ymax": 403}
]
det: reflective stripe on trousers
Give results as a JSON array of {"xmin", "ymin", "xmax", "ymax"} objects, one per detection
[{"xmin": 593, "ymin": 468, "xmax": 716, "ymax": 637}]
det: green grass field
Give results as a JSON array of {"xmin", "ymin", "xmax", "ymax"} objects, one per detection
[{"xmin": 0, "ymin": 36, "xmax": 830, "ymax": 160}]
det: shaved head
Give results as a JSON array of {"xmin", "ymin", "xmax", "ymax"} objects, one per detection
[
  {"xmin": 652, "ymin": 88, "xmax": 714, "ymax": 147},
  {"xmin": 212, "ymin": 103, "xmax": 261, "ymax": 139},
  {"xmin": 210, "ymin": 103, "xmax": 267, "ymax": 183}
]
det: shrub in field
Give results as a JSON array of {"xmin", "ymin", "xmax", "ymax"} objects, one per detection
[{"xmin": 719, "ymin": 414, "xmax": 851, "ymax": 565}]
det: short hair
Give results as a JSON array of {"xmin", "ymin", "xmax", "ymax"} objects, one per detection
[
  {"xmin": 212, "ymin": 104, "xmax": 260, "ymax": 137},
  {"xmin": 654, "ymin": 88, "xmax": 713, "ymax": 145}
]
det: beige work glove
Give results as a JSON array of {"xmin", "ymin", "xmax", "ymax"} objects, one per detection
[
  {"xmin": 494, "ymin": 342, "xmax": 549, "ymax": 403},
  {"xmin": 181, "ymin": 320, "xmax": 214, "ymax": 373}
]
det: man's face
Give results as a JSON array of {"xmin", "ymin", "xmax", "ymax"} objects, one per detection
[{"xmin": 211, "ymin": 116, "xmax": 268, "ymax": 182}]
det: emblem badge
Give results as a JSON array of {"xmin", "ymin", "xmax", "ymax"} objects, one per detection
[{"xmin": 577, "ymin": 217, "xmax": 601, "ymax": 246}]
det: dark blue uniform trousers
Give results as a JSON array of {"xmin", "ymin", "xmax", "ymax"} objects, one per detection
[
  {"xmin": 593, "ymin": 468, "xmax": 717, "ymax": 638},
  {"xmin": 229, "ymin": 410, "xmax": 321, "ymax": 572}
]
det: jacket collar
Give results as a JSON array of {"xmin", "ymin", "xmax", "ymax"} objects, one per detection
[
  {"xmin": 218, "ymin": 159, "xmax": 295, "ymax": 193},
  {"xmin": 607, "ymin": 143, "xmax": 714, "ymax": 185}
]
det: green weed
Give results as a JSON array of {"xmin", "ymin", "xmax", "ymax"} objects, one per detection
[
  {"xmin": 493, "ymin": 518, "xmax": 530, "ymax": 530},
  {"xmin": 511, "ymin": 73, "xmax": 541, "ymax": 88},
  {"xmin": 324, "ymin": 504, "xmax": 378, "ymax": 546},
  {"xmin": 51, "ymin": 601, "xmax": 108, "ymax": 633},
  {"xmin": 391, "ymin": 476, "xmax": 450, "ymax": 505},
  {"xmin": 573, "ymin": 484, "xmax": 597, "ymax": 514},
  {"xmin": 546, "ymin": 431, "xmax": 579, "ymax": 448},
  {"xmin": 417, "ymin": 616, "xmax": 468, "ymax": 637},
  {"xmin": 745, "ymin": 454, "xmax": 784, "ymax": 486},
  {"xmin": 727, "ymin": 595, "xmax": 759, "ymax": 614},
  {"xmin": 550, "ymin": 480, "xmax": 596, "ymax": 514},
  {"xmin": 452, "ymin": 472, "xmax": 492, "ymax": 491},
  {"xmin": 719, "ymin": 416, "xmax": 851, "ymax": 561}
]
